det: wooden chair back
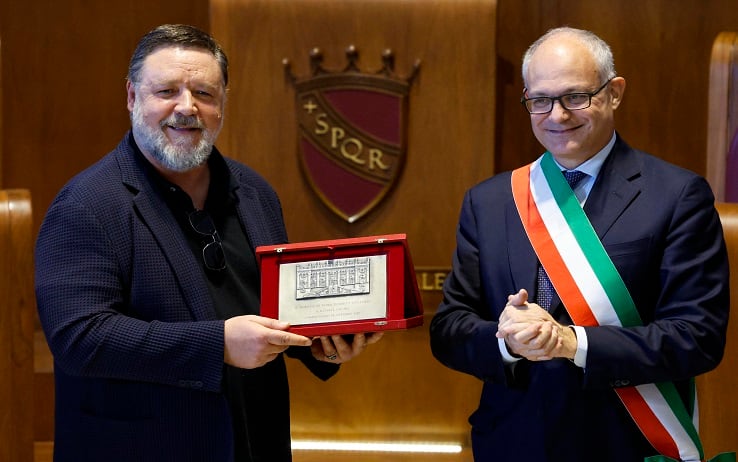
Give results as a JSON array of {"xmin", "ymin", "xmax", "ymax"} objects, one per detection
[
  {"xmin": 0, "ymin": 189, "xmax": 34, "ymax": 462},
  {"xmin": 696, "ymin": 202, "xmax": 738, "ymax": 456},
  {"xmin": 706, "ymin": 32, "xmax": 738, "ymax": 202}
]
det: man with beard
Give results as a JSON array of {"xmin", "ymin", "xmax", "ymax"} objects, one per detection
[{"xmin": 35, "ymin": 24, "xmax": 381, "ymax": 462}]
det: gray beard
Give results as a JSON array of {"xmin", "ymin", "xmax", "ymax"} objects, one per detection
[{"xmin": 130, "ymin": 102, "xmax": 217, "ymax": 172}]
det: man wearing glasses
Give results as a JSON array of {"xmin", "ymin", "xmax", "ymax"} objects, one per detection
[
  {"xmin": 35, "ymin": 24, "xmax": 380, "ymax": 462},
  {"xmin": 430, "ymin": 27, "xmax": 729, "ymax": 461}
]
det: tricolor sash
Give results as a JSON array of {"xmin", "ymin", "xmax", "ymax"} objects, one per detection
[{"xmin": 510, "ymin": 152, "xmax": 734, "ymax": 462}]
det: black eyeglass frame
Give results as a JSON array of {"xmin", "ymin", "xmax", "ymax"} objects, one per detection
[
  {"xmin": 520, "ymin": 78, "xmax": 614, "ymax": 115},
  {"xmin": 187, "ymin": 209, "xmax": 227, "ymax": 271}
]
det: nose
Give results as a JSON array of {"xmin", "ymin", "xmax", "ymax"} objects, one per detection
[
  {"xmin": 548, "ymin": 99, "xmax": 570, "ymax": 121},
  {"xmin": 174, "ymin": 90, "xmax": 197, "ymax": 116}
]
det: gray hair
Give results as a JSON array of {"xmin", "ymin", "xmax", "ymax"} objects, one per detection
[
  {"xmin": 521, "ymin": 27, "xmax": 616, "ymax": 87},
  {"xmin": 127, "ymin": 24, "xmax": 228, "ymax": 87}
]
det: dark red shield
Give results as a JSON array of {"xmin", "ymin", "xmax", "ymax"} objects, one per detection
[{"xmin": 286, "ymin": 49, "xmax": 418, "ymax": 223}]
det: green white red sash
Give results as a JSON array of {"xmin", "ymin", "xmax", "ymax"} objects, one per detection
[{"xmin": 510, "ymin": 152, "xmax": 707, "ymax": 462}]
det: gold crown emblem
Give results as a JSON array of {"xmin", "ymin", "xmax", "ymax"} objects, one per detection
[{"xmin": 283, "ymin": 45, "xmax": 420, "ymax": 86}]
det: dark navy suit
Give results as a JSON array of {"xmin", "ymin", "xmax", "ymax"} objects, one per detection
[
  {"xmin": 430, "ymin": 135, "xmax": 730, "ymax": 461},
  {"xmin": 35, "ymin": 133, "xmax": 337, "ymax": 462}
]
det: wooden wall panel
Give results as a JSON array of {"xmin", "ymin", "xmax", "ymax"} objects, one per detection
[
  {"xmin": 211, "ymin": 0, "xmax": 495, "ymax": 453},
  {"xmin": 0, "ymin": 0, "xmax": 210, "ymax": 239},
  {"xmin": 211, "ymin": 0, "xmax": 496, "ymax": 252},
  {"xmin": 495, "ymin": 0, "xmax": 738, "ymax": 176}
]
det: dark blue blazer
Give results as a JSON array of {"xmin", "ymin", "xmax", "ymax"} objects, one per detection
[
  {"xmin": 35, "ymin": 133, "xmax": 337, "ymax": 462},
  {"xmin": 430, "ymin": 135, "xmax": 730, "ymax": 461}
]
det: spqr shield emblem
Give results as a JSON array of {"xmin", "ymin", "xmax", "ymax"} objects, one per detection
[{"xmin": 285, "ymin": 47, "xmax": 420, "ymax": 223}]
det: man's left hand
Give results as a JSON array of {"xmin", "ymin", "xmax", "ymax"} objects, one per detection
[{"xmin": 311, "ymin": 332, "xmax": 384, "ymax": 363}]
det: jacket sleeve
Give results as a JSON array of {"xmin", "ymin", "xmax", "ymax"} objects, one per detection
[
  {"xmin": 35, "ymin": 191, "xmax": 226, "ymax": 393},
  {"xmin": 582, "ymin": 175, "xmax": 729, "ymax": 389},
  {"xmin": 429, "ymin": 188, "xmax": 511, "ymax": 385}
]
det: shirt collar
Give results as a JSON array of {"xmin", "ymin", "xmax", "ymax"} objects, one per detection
[{"xmin": 552, "ymin": 131, "xmax": 616, "ymax": 179}]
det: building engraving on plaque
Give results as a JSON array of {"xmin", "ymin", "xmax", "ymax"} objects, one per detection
[{"xmin": 296, "ymin": 257, "xmax": 371, "ymax": 299}]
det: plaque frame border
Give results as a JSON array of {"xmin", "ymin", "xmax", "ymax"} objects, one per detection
[{"xmin": 256, "ymin": 233, "xmax": 423, "ymax": 336}]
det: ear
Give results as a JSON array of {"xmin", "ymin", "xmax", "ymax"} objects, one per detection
[
  {"xmin": 608, "ymin": 76, "xmax": 626, "ymax": 109},
  {"xmin": 126, "ymin": 80, "xmax": 136, "ymax": 113}
]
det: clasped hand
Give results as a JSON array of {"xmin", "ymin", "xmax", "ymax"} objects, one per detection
[
  {"xmin": 224, "ymin": 315, "xmax": 382, "ymax": 369},
  {"xmin": 495, "ymin": 289, "xmax": 576, "ymax": 361}
]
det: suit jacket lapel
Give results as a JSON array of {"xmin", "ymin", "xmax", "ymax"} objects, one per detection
[
  {"xmin": 230, "ymin": 169, "xmax": 285, "ymax": 250},
  {"xmin": 116, "ymin": 136, "xmax": 217, "ymax": 321},
  {"xmin": 583, "ymin": 136, "xmax": 643, "ymax": 240}
]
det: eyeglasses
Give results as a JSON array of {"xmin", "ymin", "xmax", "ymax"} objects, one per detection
[
  {"xmin": 188, "ymin": 209, "xmax": 226, "ymax": 271},
  {"xmin": 521, "ymin": 78, "xmax": 613, "ymax": 114}
]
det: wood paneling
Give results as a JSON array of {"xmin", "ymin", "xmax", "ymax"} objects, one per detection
[
  {"xmin": 1, "ymin": 36, "xmax": 3, "ymax": 185},
  {"xmin": 0, "ymin": 0, "xmax": 210, "ymax": 238},
  {"xmin": 495, "ymin": 0, "xmax": 738, "ymax": 176},
  {"xmin": 211, "ymin": 0, "xmax": 497, "ymax": 250},
  {"xmin": 211, "ymin": 0, "xmax": 495, "ymax": 453},
  {"xmin": 293, "ymin": 449, "xmax": 473, "ymax": 462}
]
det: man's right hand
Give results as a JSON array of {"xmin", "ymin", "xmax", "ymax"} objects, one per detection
[{"xmin": 223, "ymin": 315, "xmax": 312, "ymax": 369}]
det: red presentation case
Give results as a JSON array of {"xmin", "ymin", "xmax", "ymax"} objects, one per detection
[{"xmin": 257, "ymin": 233, "xmax": 424, "ymax": 336}]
